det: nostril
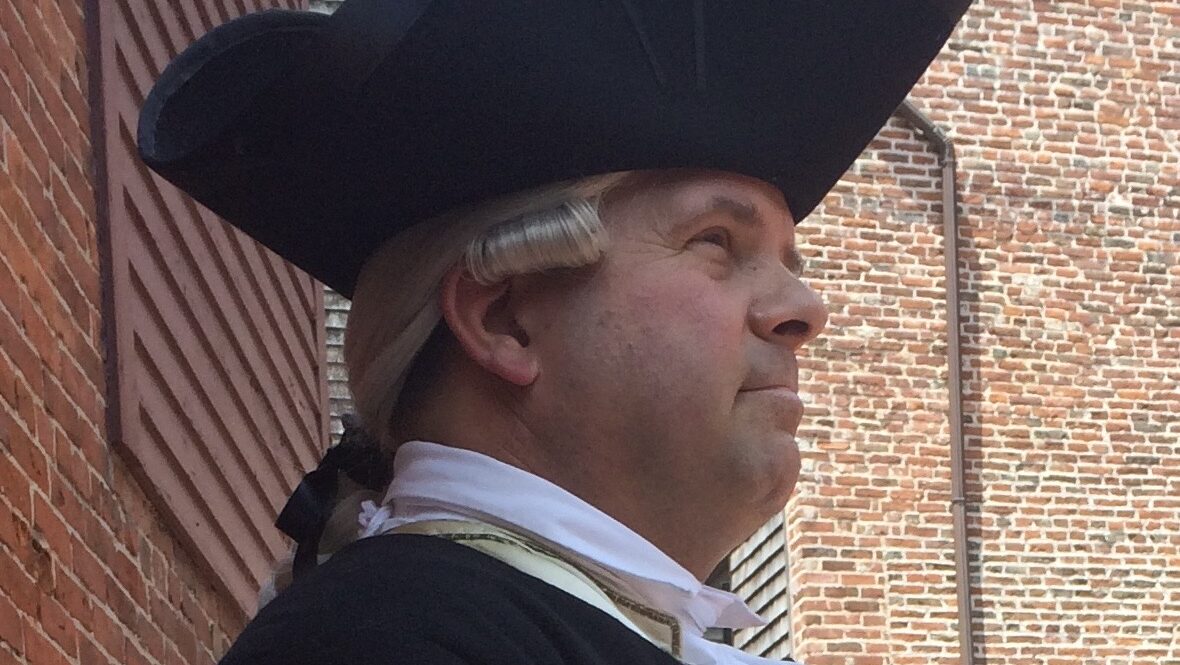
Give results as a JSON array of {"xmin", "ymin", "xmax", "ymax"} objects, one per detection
[{"xmin": 773, "ymin": 319, "xmax": 809, "ymax": 338}]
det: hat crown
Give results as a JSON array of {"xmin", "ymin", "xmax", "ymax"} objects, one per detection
[{"xmin": 139, "ymin": 0, "xmax": 972, "ymax": 297}]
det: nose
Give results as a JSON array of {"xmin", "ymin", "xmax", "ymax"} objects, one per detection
[{"xmin": 749, "ymin": 271, "xmax": 828, "ymax": 350}]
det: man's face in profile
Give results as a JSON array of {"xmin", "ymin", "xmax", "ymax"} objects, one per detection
[{"xmin": 517, "ymin": 170, "xmax": 828, "ymax": 541}]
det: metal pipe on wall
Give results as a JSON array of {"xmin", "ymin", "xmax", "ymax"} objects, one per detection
[{"xmin": 895, "ymin": 100, "xmax": 974, "ymax": 665}]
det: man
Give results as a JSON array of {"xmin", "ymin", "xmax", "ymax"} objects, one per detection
[{"xmin": 138, "ymin": 2, "xmax": 970, "ymax": 663}]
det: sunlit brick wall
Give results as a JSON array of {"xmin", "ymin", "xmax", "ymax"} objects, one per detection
[{"xmin": 780, "ymin": 2, "xmax": 1179, "ymax": 663}]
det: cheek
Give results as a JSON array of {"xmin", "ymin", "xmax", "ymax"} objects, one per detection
[
  {"xmin": 620, "ymin": 274, "xmax": 742, "ymax": 348},
  {"xmin": 536, "ymin": 267, "xmax": 749, "ymax": 422},
  {"xmin": 608, "ymin": 276, "xmax": 748, "ymax": 401}
]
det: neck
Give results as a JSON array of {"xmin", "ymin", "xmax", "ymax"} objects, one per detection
[{"xmin": 398, "ymin": 363, "xmax": 741, "ymax": 581}]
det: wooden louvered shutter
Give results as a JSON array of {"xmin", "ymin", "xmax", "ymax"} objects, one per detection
[
  {"xmin": 96, "ymin": 0, "xmax": 325, "ymax": 615},
  {"xmin": 731, "ymin": 513, "xmax": 793, "ymax": 658}
]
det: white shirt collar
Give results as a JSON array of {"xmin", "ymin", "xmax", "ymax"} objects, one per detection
[{"xmin": 357, "ymin": 440, "xmax": 770, "ymax": 639}]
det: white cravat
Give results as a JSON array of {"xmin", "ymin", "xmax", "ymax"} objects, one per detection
[{"xmin": 356, "ymin": 440, "xmax": 795, "ymax": 665}]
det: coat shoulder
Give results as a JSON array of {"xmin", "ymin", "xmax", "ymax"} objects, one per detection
[{"xmin": 218, "ymin": 534, "xmax": 678, "ymax": 665}]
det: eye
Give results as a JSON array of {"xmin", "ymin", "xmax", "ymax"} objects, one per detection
[{"xmin": 689, "ymin": 227, "xmax": 732, "ymax": 251}]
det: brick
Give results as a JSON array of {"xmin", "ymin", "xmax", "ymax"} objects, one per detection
[
  {"xmin": 86, "ymin": 609, "xmax": 124, "ymax": 664},
  {"xmin": 0, "ymin": 592, "xmax": 23, "ymax": 656},
  {"xmin": 22, "ymin": 625, "xmax": 67, "ymax": 665},
  {"xmin": 5, "ymin": 402, "xmax": 47, "ymax": 494},
  {"xmin": 50, "ymin": 565, "xmax": 91, "ymax": 629},
  {"xmin": 35, "ymin": 596, "xmax": 75, "ymax": 659},
  {"xmin": 30, "ymin": 493, "xmax": 70, "ymax": 569}
]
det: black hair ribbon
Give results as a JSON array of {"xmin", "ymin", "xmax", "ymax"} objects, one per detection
[{"xmin": 275, "ymin": 414, "xmax": 391, "ymax": 579}]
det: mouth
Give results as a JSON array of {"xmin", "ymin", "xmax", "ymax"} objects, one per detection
[
  {"xmin": 739, "ymin": 386, "xmax": 803, "ymax": 405},
  {"xmin": 740, "ymin": 384, "xmax": 799, "ymax": 394},
  {"xmin": 737, "ymin": 385, "xmax": 804, "ymax": 429}
]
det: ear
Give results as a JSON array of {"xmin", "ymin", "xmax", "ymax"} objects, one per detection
[{"xmin": 438, "ymin": 265, "xmax": 540, "ymax": 387}]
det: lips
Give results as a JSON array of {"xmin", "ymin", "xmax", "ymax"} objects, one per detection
[
  {"xmin": 737, "ymin": 385, "xmax": 803, "ymax": 407},
  {"xmin": 739, "ymin": 386, "xmax": 803, "ymax": 407},
  {"xmin": 737, "ymin": 385, "xmax": 805, "ymax": 430},
  {"xmin": 741, "ymin": 384, "xmax": 798, "ymax": 393}
]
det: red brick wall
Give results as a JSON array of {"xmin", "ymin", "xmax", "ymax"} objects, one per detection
[
  {"xmin": 783, "ymin": 1, "xmax": 1180, "ymax": 663},
  {"xmin": 0, "ymin": 2, "xmax": 243, "ymax": 664}
]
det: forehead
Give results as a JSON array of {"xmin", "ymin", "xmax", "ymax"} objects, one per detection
[{"xmin": 602, "ymin": 170, "xmax": 796, "ymax": 235}]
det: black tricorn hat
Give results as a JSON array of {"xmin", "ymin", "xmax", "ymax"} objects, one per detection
[{"xmin": 138, "ymin": 0, "xmax": 971, "ymax": 298}]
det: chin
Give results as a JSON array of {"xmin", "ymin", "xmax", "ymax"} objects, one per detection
[
  {"xmin": 764, "ymin": 468, "xmax": 799, "ymax": 511},
  {"xmin": 734, "ymin": 434, "xmax": 801, "ymax": 513}
]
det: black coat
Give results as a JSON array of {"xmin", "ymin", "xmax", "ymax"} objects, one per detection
[{"xmin": 219, "ymin": 534, "xmax": 682, "ymax": 664}]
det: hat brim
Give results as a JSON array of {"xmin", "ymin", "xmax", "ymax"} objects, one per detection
[
  {"xmin": 140, "ymin": 1, "xmax": 971, "ymax": 298},
  {"xmin": 139, "ymin": 9, "xmax": 328, "ymax": 169}
]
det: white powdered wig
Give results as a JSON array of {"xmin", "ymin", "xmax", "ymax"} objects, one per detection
[
  {"xmin": 344, "ymin": 172, "xmax": 627, "ymax": 452},
  {"xmin": 465, "ymin": 198, "xmax": 607, "ymax": 285}
]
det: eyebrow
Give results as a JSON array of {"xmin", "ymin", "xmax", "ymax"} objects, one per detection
[{"xmin": 698, "ymin": 195, "xmax": 806, "ymax": 276}]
